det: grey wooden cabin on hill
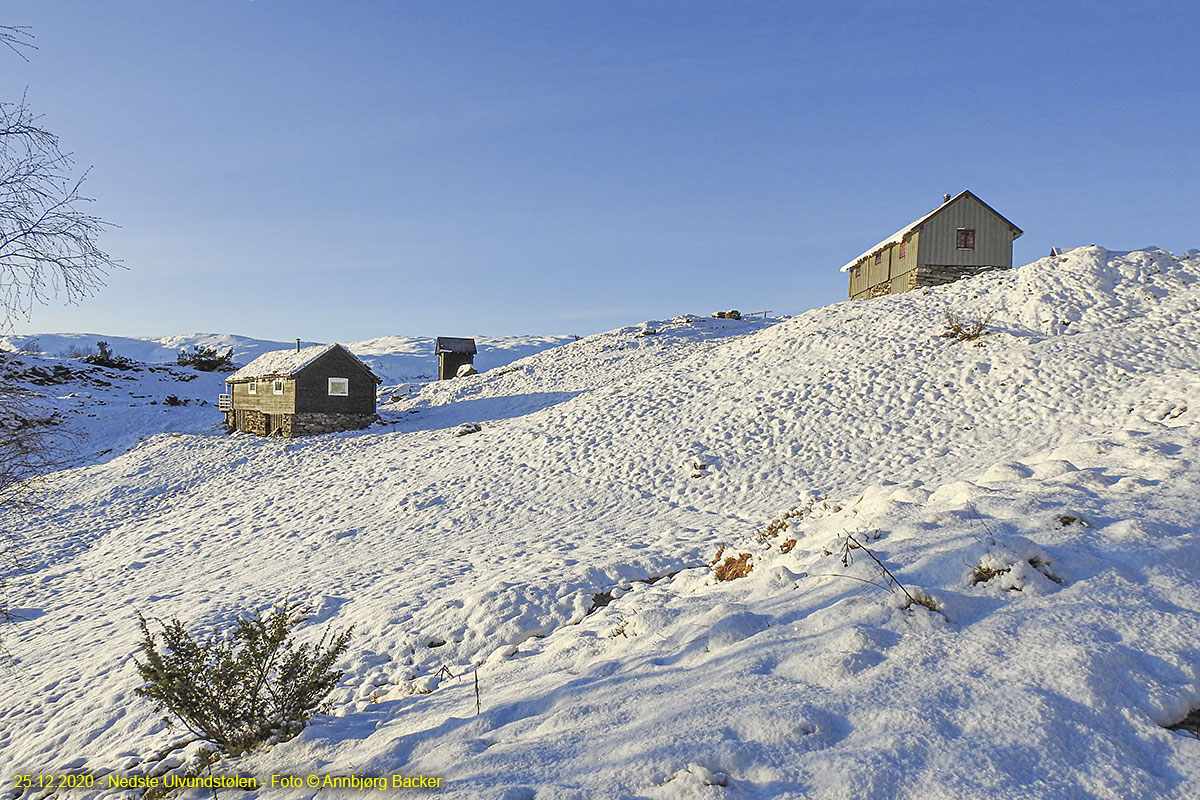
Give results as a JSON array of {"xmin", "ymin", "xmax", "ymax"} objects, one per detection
[
  {"xmin": 841, "ymin": 190, "xmax": 1023, "ymax": 300},
  {"xmin": 219, "ymin": 343, "xmax": 380, "ymax": 437}
]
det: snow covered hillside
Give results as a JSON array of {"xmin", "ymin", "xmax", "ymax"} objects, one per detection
[
  {"xmin": 0, "ymin": 332, "xmax": 577, "ymax": 386},
  {"xmin": 4, "ymin": 246, "xmax": 1200, "ymax": 799},
  {"xmin": 0, "ymin": 334, "xmax": 575, "ymax": 469}
]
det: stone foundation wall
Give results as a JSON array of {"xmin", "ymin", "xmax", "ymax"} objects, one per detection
[
  {"xmin": 288, "ymin": 412, "xmax": 376, "ymax": 437},
  {"xmin": 227, "ymin": 410, "xmax": 375, "ymax": 437},
  {"xmin": 915, "ymin": 264, "xmax": 1008, "ymax": 288},
  {"xmin": 852, "ymin": 264, "xmax": 1010, "ymax": 301}
]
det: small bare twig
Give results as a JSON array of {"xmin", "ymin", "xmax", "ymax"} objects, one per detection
[
  {"xmin": 474, "ymin": 669, "xmax": 481, "ymax": 715},
  {"xmin": 839, "ymin": 532, "xmax": 921, "ymax": 608},
  {"xmin": 0, "ymin": 25, "xmax": 36, "ymax": 61},
  {"xmin": 965, "ymin": 500, "xmax": 996, "ymax": 539},
  {"xmin": 807, "ymin": 572, "xmax": 892, "ymax": 592}
]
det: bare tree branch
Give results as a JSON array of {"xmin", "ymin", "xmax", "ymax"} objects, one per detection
[
  {"xmin": 2, "ymin": 23, "xmax": 116, "ymax": 650},
  {"xmin": 1, "ymin": 94, "xmax": 121, "ymax": 329},
  {"xmin": 0, "ymin": 25, "xmax": 35, "ymax": 61}
]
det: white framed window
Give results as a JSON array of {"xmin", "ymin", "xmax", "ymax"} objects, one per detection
[
  {"xmin": 247, "ymin": 380, "xmax": 257, "ymax": 395},
  {"xmin": 328, "ymin": 377, "xmax": 349, "ymax": 396},
  {"xmin": 273, "ymin": 379, "xmax": 285, "ymax": 395}
]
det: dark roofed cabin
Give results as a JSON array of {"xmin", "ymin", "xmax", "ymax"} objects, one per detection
[
  {"xmin": 219, "ymin": 343, "xmax": 381, "ymax": 437},
  {"xmin": 841, "ymin": 190, "xmax": 1023, "ymax": 300},
  {"xmin": 435, "ymin": 337, "xmax": 477, "ymax": 380}
]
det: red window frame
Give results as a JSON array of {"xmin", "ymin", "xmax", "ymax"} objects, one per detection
[{"xmin": 956, "ymin": 228, "xmax": 976, "ymax": 250}]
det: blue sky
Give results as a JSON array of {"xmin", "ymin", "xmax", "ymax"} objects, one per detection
[{"xmin": 4, "ymin": 1, "xmax": 1198, "ymax": 341}]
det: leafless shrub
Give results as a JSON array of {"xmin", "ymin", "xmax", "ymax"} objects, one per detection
[
  {"xmin": 941, "ymin": 309, "xmax": 994, "ymax": 341},
  {"xmin": 0, "ymin": 381, "xmax": 75, "ymax": 645},
  {"xmin": 6, "ymin": 338, "xmax": 41, "ymax": 355},
  {"xmin": 0, "ymin": 383, "xmax": 71, "ymax": 512}
]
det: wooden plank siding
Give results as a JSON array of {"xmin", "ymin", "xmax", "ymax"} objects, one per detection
[
  {"xmin": 849, "ymin": 231, "xmax": 920, "ymax": 300},
  {"xmin": 848, "ymin": 263, "xmax": 869, "ymax": 298},
  {"xmin": 230, "ymin": 377, "xmax": 296, "ymax": 414},
  {"xmin": 889, "ymin": 269, "xmax": 913, "ymax": 294},
  {"xmin": 917, "ymin": 194, "xmax": 1016, "ymax": 270},
  {"xmin": 293, "ymin": 347, "xmax": 377, "ymax": 415},
  {"xmin": 438, "ymin": 352, "xmax": 474, "ymax": 380}
]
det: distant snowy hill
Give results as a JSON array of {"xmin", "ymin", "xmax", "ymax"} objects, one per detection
[
  {"xmin": 3, "ymin": 247, "xmax": 1200, "ymax": 799},
  {"xmin": 0, "ymin": 332, "xmax": 577, "ymax": 385},
  {"xmin": 0, "ymin": 332, "xmax": 576, "ymax": 469}
]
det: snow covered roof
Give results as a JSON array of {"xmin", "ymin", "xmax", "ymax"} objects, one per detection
[
  {"xmin": 435, "ymin": 337, "xmax": 477, "ymax": 355},
  {"xmin": 226, "ymin": 343, "xmax": 376, "ymax": 382},
  {"xmin": 839, "ymin": 190, "xmax": 1023, "ymax": 272}
]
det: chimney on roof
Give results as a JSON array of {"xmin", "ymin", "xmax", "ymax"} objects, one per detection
[
  {"xmin": 942, "ymin": 193, "xmax": 951, "ymax": 204},
  {"xmin": 296, "ymin": 338, "xmax": 301, "ymax": 353}
]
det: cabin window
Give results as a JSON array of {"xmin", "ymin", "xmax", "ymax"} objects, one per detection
[
  {"xmin": 874, "ymin": 252, "xmax": 882, "ymax": 264},
  {"xmin": 273, "ymin": 379, "xmax": 285, "ymax": 395},
  {"xmin": 956, "ymin": 228, "xmax": 976, "ymax": 250},
  {"xmin": 899, "ymin": 239, "xmax": 907, "ymax": 259},
  {"xmin": 247, "ymin": 380, "xmax": 257, "ymax": 395},
  {"xmin": 328, "ymin": 377, "xmax": 349, "ymax": 396},
  {"xmin": 853, "ymin": 266, "xmax": 861, "ymax": 278}
]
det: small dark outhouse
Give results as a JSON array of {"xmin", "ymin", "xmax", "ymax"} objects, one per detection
[
  {"xmin": 219, "ymin": 343, "xmax": 381, "ymax": 437},
  {"xmin": 435, "ymin": 337, "xmax": 477, "ymax": 380}
]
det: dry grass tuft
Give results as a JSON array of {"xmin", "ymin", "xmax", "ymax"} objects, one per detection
[
  {"xmin": 971, "ymin": 564, "xmax": 1010, "ymax": 585},
  {"xmin": 972, "ymin": 555, "xmax": 1063, "ymax": 589},
  {"xmin": 713, "ymin": 552, "xmax": 754, "ymax": 581},
  {"xmin": 903, "ymin": 588, "xmax": 943, "ymax": 613},
  {"xmin": 755, "ymin": 508, "xmax": 807, "ymax": 542}
]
